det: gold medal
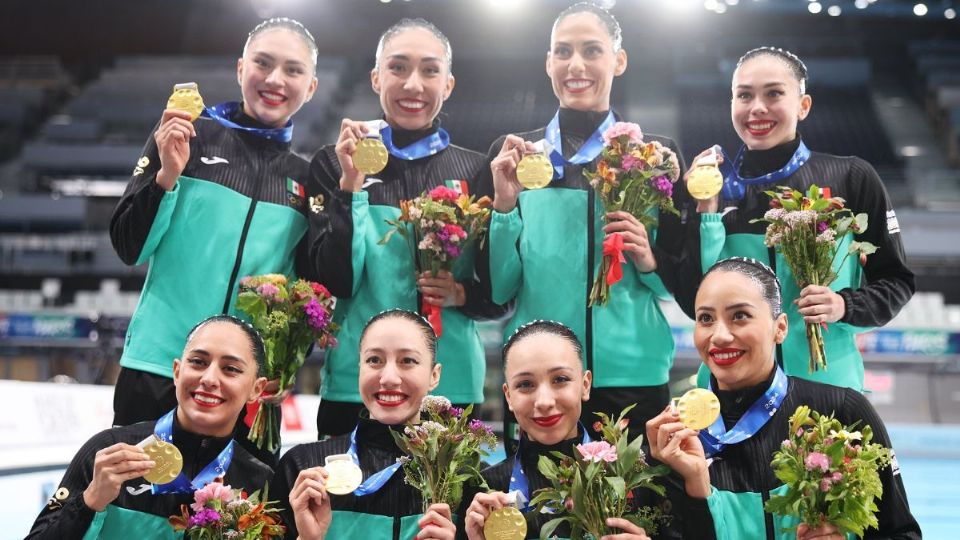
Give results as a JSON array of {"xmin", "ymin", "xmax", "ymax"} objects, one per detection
[
  {"xmin": 141, "ymin": 438, "xmax": 184, "ymax": 485},
  {"xmin": 324, "ymin": 454, "xmax": 364, "ymax": 495},
  {"xmin": 353, "ymin": 138, "xmax": 389, "ymax": 175},
  {"xmin": 687, "ymin": 165, "xmax": 724, "ymax": 200},
  {"xmin": 674, "ymin": 388, "xmax": 721, "ymax": 430},
  {"xmin": 483, "ymin": 506, "xmax": 527, "ymax": 540},
  {"xmin": 516, "ymin": 153, "xmax": 553, "ymax": 190},
  {"xmin": 166, "ymin": 82, "xmax": 205, "ymax": 122}
]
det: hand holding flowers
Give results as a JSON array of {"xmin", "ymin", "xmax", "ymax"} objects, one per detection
[
  {"xmin": 585, "ymin": 122, "xmax": 681, "ymax": 306},
  {"xmin": 235, "ymin": 274, "xmax": 339, "ymax": 451},
  {"xmin": 765, "ymin": 405, "xmax": 892, "ymax": 538},
  {"xmin": 529, "ymin": 405, "xmax": 671, "ymax": 540},
  {"xmin": 752, "ymin": 185, "xmax": 877, "ymax": 372},
  {"xmin": 391, "ymin": 396, "xmax": 497, "ymax": 513}
]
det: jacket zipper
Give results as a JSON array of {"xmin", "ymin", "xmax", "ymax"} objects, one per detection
[
  {"xmin": 222, "ymin": 163, "xmax": 267, "ymax": 313},
  {"xmin": 585, "ymin": 184, "xmax": 595, "ymax": 374}
]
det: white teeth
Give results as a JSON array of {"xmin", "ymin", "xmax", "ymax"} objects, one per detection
[
  {"xmin": 749, "ymin": 122, "xmax": 774, "ymax": 130},
  {"xmin": 565, "ymin": 80, "xmax": 592, "ymax": 89},
  {"xmin": 398, "ymin": 100, "xmax": 425, "ymax": 109},
  {"xmin": 714, "ymin": 352, "xmax": 743, "ymax": 360},
  {"xmin": 260, "ymin": 92, "xmax": 285, "ymax": 101},
  {"xmin": 194, "ymin": 394, "xmax": 222, "ymax": 404},
  {"xmin": 377, "ymin": 394, "xmax": 405, "ymax": 402}
]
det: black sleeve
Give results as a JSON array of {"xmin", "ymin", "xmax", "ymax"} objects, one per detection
[
  {"xmin": 271, "ymin": 446, "xmax": 303, "ymax": 540},
  {"xmin": 633, "ymin": 469, "xmax": 716, "ymax": 540},
  {"xmin": 839, "ymin": 390, "xmax": 922, "ymax": 540},
  {"xmin": 649, "ymin": 136, "xmax": 694, "ymax": 307},
  {"xmin": 471, "ymin": 135, "xmax": 516, "ymax": 318},
  {"xmin": 304, "ymin": 148, "xmax": 357, "ymax": 299},
  {"xmin": 25, "ymin": 429, "xmax": 116, "ymax": 540},
  {"xmin": 108, "ymin": 121, "xmax": 169, "ymax": 265},
  {"xmin": 837, "ymin": 160, "xmax": 916, "ymax": 328},
  {"xmin": 456, "ymin": 157, "xmax": 512, "ymax": 321}
]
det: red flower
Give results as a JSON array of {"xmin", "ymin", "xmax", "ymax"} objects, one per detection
[
  {"xmin": 310, "ymin": 282, "xmax": 330, "ymax": 298},
  {"xmin": 429, "ymin": 186, "xmax": 460, "ymax": 203}
]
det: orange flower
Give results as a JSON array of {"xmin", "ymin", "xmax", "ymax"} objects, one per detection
[
  {"xmin": 596, "ymin": 160, "xmax": 618, "ymax": 187},
  {"xmin": 238, "ymin": 503, "xmax": 266, "ymax": 531},
  {"xmin": 168, "ymin": 504, "xmax": 191, "ymax": 531}
]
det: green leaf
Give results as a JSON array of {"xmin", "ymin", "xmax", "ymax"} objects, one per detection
[
  {"xmin": 605, "ymin": 476, "xmax": 626, "ymax": 501},
  {"xmin": 539, "ymin": 517, "xmax": 568, "ymax": 540}
]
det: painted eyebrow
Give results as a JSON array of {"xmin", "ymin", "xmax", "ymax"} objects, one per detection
[
  {"xmin": 735, "ymin": 82, "xmax": 787, "ymax": 90},
  {"xmin": 188, "ymin": 348, "xmax": 246, "ymax": 364},
  {"xmin": 696, "ymin": 302, "xmax": 757, "ymax": 312},
  {"xmin": 252, "ymin": 52, "xmax": 306, "ymax": 67},
  {"xmin": 386, "ymin": 54, "xmax": 442, "ymax": 64},
  {"xmin": 510, "ymin": 365, "xmax": 575, "ymax": 379},
  {"xmin": 361, "ymin": 347, "xmax": 423, "ymax": 355}
]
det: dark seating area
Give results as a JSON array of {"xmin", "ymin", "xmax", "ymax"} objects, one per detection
[{"xmin": 908, "ymin": 40, "xmax": 960, "ymax": 166}]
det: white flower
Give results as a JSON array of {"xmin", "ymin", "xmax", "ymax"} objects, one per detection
[
  {"xmin": 409, "ymin": 207, "xmax": 422, "ymax": 219},
  {"xmin": 829, "ymin": 429, "xmax": 862, "ymax": 442},
  {"xmin": 421, "ymin": 395, "xmax": 452, "ymax": 414},
  {"xmin": 816, "ymin": 229, "xmax": 837, "ymax": 244},
  {"xmin": 764, "ymin": 208, "xmax": 787, "ymax": 221},
  {"xmin": 784, "ymin": 210, "xmax": 817, "ymax": 226},
  {"xmin": 421, "ymin": 420, "xmax": 448, "ymax": 433}
]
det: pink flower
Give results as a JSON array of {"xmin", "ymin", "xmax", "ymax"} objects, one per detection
[
  {"xmin": 603, "ymin": 122, "xmax": 643, "ymax": 146},
  {"xmin": 257, "ymin": 283, "xmax": 279, "ymax": 299},
  {"xmin": 820, "ymin": 479, "xmax": 832, "ymax": 492},
  {"xmin": 576, "ymin": 441, "xmax": 618, "ymax": 463},
  {"xmin": 804, "ymin": 452, "xmax": 830, "ymax": 472},
  {"xmin": 621, "ymin": 154, "xmax": 644, "ymax": 172},
  {"xmin": 429, "ymin": 186, "xmax": 459, "ymax": 203},
  {"xmin": 191, "ymin": 481, "xmax": 234, "ymax": 512}
]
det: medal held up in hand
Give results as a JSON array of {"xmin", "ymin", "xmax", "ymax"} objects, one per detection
[
  {"xmin": 687, "ymin": 146, "xmax": 724, "ymax": 201},
  {"xmin": 166, "ymin": 82, "xmax": 205, "ymax": 122},
  {"xmin": 323, "ymin": 454, "xmax": 364, "ymax": 495},
  {"xmin": 672, "ymin": 388, "xmax": 721, "ymax": 430},
  {"xmin": 516, "ymin": 140, "xmax": 554, "ymax": 190},
  {"xmin": 484, "ymin": 506, "xmax": 527, "ymax": 540},
  {"xmin": 139, "ymin": 435, "xmax": 184, "ymax": 485}
]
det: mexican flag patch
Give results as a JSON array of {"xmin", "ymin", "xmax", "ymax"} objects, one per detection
[
  {"xmin": 445, "ymin": 179, "xmax": 468, "ymax": 196},
  {"xmin": 286, "ymin": 177, "xmax": 305, "ymax": 198}
]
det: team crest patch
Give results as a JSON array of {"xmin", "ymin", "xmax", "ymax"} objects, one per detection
[
  {"xmin": 309, "ymin": 194, "xmax": 325, "ymax": 214},
  {"xmin": 132, "ymin": 155, "xmax": 149, "ymax": 176},
  {"xmin": 286, "ymin": 177, "xmax": 305, "ymax": 198}
]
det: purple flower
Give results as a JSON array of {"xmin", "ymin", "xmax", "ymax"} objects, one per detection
[
  {"xmin": 817, "ymin": 221, "xmax": 829, "ymax": 233},
  {"xmin": 804, "ymin": 452, "xmax": 830, "ymax": 472},
  {"xmin": 449, "ymin": 406, "xmax": 464, "ymax": 418},
  {"xmin": 303, "ymin": 298, "xmax": 330, "ymax": 330},
  {"xmin": 469, "ymin": 418, "xmax": 494, "ymax": 436},
  {"xmin": 188, "ymin": 508, "xmax": 221, "ymax": 527},
  {"xmin": 650, "ymin": 175, "xmax": 673, "ymax": 197}
]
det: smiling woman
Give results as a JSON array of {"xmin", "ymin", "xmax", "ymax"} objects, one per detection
[
  {"xmin": 109, "ymin": 17, "xmax": 320, "ymax": 470},
  {"xmin": 476, "ymin": 1, "xmax": 690, "ymax": 457},
  {"xmin": 305, "ymin": 17, "xmax": 504, "ymax": 441},
  {"xmin": 25, "ymin": 315, "xmax": 274, "ymax": 540},
  {"xmin": 272, "ymin": 309, "xmax": 463, "ymax": 540}
]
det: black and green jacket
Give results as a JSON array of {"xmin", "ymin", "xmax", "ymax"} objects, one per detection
[
  {"xmin": 110, "ymin": 111, "xmax": 311, "ymax": 379},
  {"xmin": 475, "ymin": 109, "xmax": 689, "ymax": 388},
  {"xmin": 305, "ymin": 123, "xmax": 504, "ymax": 404},
  {"xmin": 26, "ymin": 417, "xmax": 273, "ymax": 540},
  {"xmin": 677, "ymin": 137, "xmax": 915, "ymax": 391},
  {"xmin": 273, "ymin": 417, "xmax": 433, "ymax": 539},
  {"xmin": 695, "ymin": 372, "xmax": 920, "ymax": 539}
]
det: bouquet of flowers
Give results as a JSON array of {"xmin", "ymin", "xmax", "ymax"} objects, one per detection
[
  {"xmin": 765, "ymin": 405, "xmax": 892, "ymax": 538},
  {"xmin": 529, "ymin": 405, "xmax": 671, "ymax": 539},
  {"xmin": 390, "ymin": 395, "xmax": 497, "ymax": 513},
  {"xmin": 752, "ymin": 185, "xmax": 877, "ymax": 372},
  {"xmin": 583, "ymin": 122, "xmax": 682, "ymax": 306},
  {"xmin": 235, "ymin": 274, "xmax": 338, "ymax": 452},
  {"xmin": 169, "ymin": 481, "xmax": 285, "ymax": 539},
  {"xmin": 379, "ymin": 185, "xmax": 492, "ymax": 335}
]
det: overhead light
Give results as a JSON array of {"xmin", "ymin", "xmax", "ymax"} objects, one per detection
[
  {"xmin": 946, "ymin": 8, "xmax": 957, "ymax": 19},
  {"xmin": 808, "ymin": 2, "xmax": 822, "ymax": 14},
  {"xmin": 914, "ymin": 3, "xmax": 928, "ymax": 16},
  {"xmin": 854, "ymin": 0, "xmax": 868, "ymax": 9},
  {"xmin": 900, "ymin": 146, "xmax": 923, "ymax": 157},
  {"xmin": 827, "ymin": 5, "xmax": 841, "ymax": 16}
]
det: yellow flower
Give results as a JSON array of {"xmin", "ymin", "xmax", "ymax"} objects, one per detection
[{"xmin": 262, "ymin": 274, "xmax": 288, "ymax": 286}]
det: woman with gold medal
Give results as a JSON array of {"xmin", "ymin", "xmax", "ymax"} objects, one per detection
[
  {"xmin": 109, "ymin": 18, "xmax": 320, "ymax": 468},
  {"xmin": 26, "ymin": 315, "xmax": 272, "ymax": 539},
  {"xmin": 645, "ymin": 257, "xmax": 920, "ymax": 539},
  {"xmin": 676, "ymin": 47, "xmax": 915, "ymax": 392},
  {"xmin": 272, "ymin": 310, "xmax": 459, "ymax": 540},
  {"xmin": 305, "ymin": 18, "xmax": 504, "ymax": 439},
  {"xmin": 475, "ymin": 2, "xmax": 690, "ymax": 455},
  {"xmin": 459, "ymin": 321, "xmax": 714, "ymax": 540}
]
